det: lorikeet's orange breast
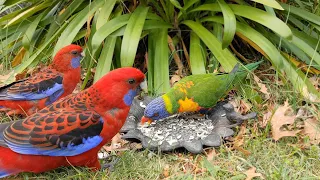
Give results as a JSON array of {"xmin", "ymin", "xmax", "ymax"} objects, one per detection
[
  {"xmin": 172, "ymin": 80, "xmax": 201, "ymax": 113},
  {"xmin": 177, "ymin": 97, "xmax": 201, "ymax": 113}
]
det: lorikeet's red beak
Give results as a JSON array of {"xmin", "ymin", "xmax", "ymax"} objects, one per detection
[{"xmin": 141, "ymin": 116, "xmax": 153, "ymax": 125}]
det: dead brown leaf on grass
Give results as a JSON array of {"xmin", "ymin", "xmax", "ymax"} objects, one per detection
[
  {"xmin": 103, "ymin": 133, "xmax": 130, "ymax": 151},
  {"xmin": 271, "ymin": 100, "xmax": 300, "ymax": 141},
  {"xmin": 229, "ymin": 99, "xmax": 252, "ymax": 114},
  {"xmin": 253, "ymin": 75, "xmax": 270, "ymax": 99},
  {"xmin": 170, "ymin": 74, "xmax": 181, "ymax": 87},
  {"xmin": 261, "ymin": 111, "xmax": 272, "ymax": 128},
  {"xmin": 309, "ymin": 76, "xmax": 319, "ymax": 91},
  {"xmin": 103, "ymin": 133, "xmax": 143, "ymax": 152},
  {"xmin": 229, "ymin": 99, "xmax": 240, "ymax": 112},
  {"xmin": 72, "ymin": 83, "xmax": 82, "ymax": 94},
  {"xmin": 0, "ymin": 70, "xmax": 16, "ymax": 85},
  {"xmin": 233, "ymin": 125, "xmax": 251, "ymax": 156},
  {"xmin": 162, "ymin": 164, "xmax": 170, "ymax": 178},
  {"xmin": 302, "ymin": 118, "xmax": 320, "ymax": 145},
  {"xmin": 224, "ymin": 125, "xmax": 251, "ymax": 156},
  {"xmin": 11, "ymin": 47, "xmax": 27, "ymax": 67},
  {"xmin": 259, "ymin": 103, "xmax": 276, "ymax": 128},
  {"xmin": 244, "ymin": 167, "xmax": 264, "ymax": 180},
  {"xmin": 205, "ymin": 148, "xmax": 218, "ymax": 161},
  {"xmin": 240, "ymin": 100, "xmax": 252, "ymax": 114}
]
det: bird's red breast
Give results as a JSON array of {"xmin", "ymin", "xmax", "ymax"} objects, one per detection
[
  {"xmin": 0, "ymin": 44, "xmax": 83, "ymax": 116},
  {"xmin": 0, "ymin": 67, "xmax": 146, "ymax": 178}
]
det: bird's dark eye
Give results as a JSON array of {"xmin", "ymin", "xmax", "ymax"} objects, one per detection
[
  {"xmin": 128, "ymin": 79, "xmax": 135, "ymax": 84},
  {"xmin": 154, "ymin": 113, "xmax": 159, "ymax": 117},
  {"xmin": 71, "ymin": 51, "xmax": 78, "ymax": 55}
]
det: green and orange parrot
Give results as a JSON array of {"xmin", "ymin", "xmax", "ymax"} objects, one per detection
[{"xmin": 141, "ymin": 62, "xmax": 261, "ymax": 124}]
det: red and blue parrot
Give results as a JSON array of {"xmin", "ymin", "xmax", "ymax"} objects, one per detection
[
  {"xmin": 0, "ymin": 67, "xmax": 147, "ymax": 178},
  {"xmin": 0, "ymin": 44, "xmax": 83, "ymax": 116}
]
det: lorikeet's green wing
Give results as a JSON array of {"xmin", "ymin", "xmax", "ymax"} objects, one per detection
[
  {"xmin": 142, "ymin": 62, "xmax": 261, "ymax": 122},
  {"xmin": 166, "ymin": 62, "xmax": 261, "ymax": 113},
  {"xmin": 177, "ymin": 74, "xmax": 235, "ymax": 109}
]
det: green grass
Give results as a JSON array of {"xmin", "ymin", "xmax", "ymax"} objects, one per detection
[
  {"xmin": 1, "ymin": 72, "xmax": 319, "ymax": 180},
  {"xmin": 5, "ymin": 128, "xmax": 319, "ymax": 180}
]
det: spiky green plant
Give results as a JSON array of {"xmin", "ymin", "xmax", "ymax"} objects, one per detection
[{"xmin": 0, "ymin": 0, "xmax": 319, "ymax": 101}]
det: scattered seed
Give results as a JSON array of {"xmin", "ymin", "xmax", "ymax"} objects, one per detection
[{"xmin": 137, "ymin": 113, "xmax": 215, "ymax": 145}]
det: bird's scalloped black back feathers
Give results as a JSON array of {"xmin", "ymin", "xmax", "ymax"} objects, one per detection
[
  {"xmin": 0, "ymin": 79, "xmax": 27, "ymax": 95},
  {"xmin": 0, "ymin": 122, "xmax": 13, "ymax": 147}
]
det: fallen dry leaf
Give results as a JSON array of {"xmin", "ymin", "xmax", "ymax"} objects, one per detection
[
  {"xmin": 170, "ymin": 75, "xmax": 181, "ymax": 87},
  {"xmin": 58, "ymin": 7, "xmax": 66, "ymax": 15},
  {"xmin": 162, "ymin": 164, "xmax": 170, "ymax": 178},
  {"xmin": 261, "ymin": 112, "xmax": 272, "ymax": 128},
  {"xmin": 72, "ymin": 83, "xmax": 82, "ymax": 94},
  {"xmin": 229, "ymin": 99, "xmax": 252, "ymax": 114},
  {"xmin": 234, "ymin": 146, "xmax": 251, "ymax": 156},
  {"xmin": 302, "ymin": 118, "xmax": 320, "ymax": 145},
  {"xmin": 103, "ymin": 133, "xmax": 143, "ymax": 152},
  {"xmin": 103, "ymin": 133, "xmax": 129, "ymax": 151},
  {"xmin": 233, "ymin": 125, "xmax": 251, "ymax": 156},
  {"xmin": 229, "ymin": 99, "xmax": 241, "ymax": 112},
  {"xmin": 0, "ymin": 70, "xmax": 16, "ymax": 85},
  {"xmin": 244, "ymin": 167, "xmax": 264, "ymax": 180},
  {"xmin": 85, "ymin": 14, "xmax": 94, "ymax": 40},
  {"xmin": 309, "ymin": 76, "xmax": 319, "ymax": 91},
  {"xmin": 234, "ymin": 125, "xmax": 246, "ymax": 147},
  {"xmin": 271, "ymin": 100, "xmax": 300, "ymax": 141},
  {"xmin": 240, "ymin": 100, "xmax": 252, "ymax": 114},
  {"xmin": 128, "ymin": 142, "xmax": 143, "ymax": 150},
  {"xmin": 11, "ymin": 47, "xmax": 27, "ymax": 67},
  {"xmin": 111, "ymin": 133, "xmax": 122, "ymax": 146},
  {"xmin": 254, "ymin": 75, "xmax": 270, "ymax": 99},
  {"xmin": 205, "ymin": 148, "xmax": 218, "ymax": 161}
]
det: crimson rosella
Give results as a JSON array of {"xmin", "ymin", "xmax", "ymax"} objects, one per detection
[
  {"xmin": 0, "ymin": 67, "xmax": 147, "ymax": 178},
  {"xmin": 0, "ymin": 44, "xmax": 83, "ymax": 116}
]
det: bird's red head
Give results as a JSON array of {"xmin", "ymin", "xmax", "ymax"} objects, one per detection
[
  {"xmin": 51, "ymin": 44, "xmax": 83, "ymax": 72},
  {"xmin": 90, "ymin": 67, "xmax": 147, "ymax": 109}
]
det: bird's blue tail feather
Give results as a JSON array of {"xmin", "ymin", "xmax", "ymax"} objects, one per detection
[{"xmin": 0, "ymin": 169, "xmax": 11, "ymax": 178}]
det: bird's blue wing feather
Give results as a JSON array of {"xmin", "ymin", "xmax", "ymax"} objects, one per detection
[
  {"xmin": 5, "ymin": 135, "xmax": 103, "ymax": 156},
  {"xmin": 0, "ymin": 71, "xmax": 64, "ymax": 101},
  {"xmin": 2, "ymin": 108, "xmax": 104, "ymax": 156}
]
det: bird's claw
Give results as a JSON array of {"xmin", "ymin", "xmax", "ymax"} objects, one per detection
[{"xmin": 101, "ymin": 155, "xmax": 120, "ymax": 172}]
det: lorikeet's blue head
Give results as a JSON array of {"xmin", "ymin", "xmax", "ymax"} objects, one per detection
[{"xmin": 141, "ymin": 96, "xmax": 171, "ymax": 124}]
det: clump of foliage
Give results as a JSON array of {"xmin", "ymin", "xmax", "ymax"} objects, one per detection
[{"xmin": 0, "ymin": 0, "xmax": 319, "ymax": 101}]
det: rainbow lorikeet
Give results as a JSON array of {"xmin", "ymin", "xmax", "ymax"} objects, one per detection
[
  {"xmin": 0, "ymin": 44, "xmax": 83, "ymax": 116},
  {"xmin": 0, "ymin": 67, "xmax": 147, "ymax": 178},
  {"xmin": 141, "ymin": 62, "xmax": 261, "ymax": 124}
]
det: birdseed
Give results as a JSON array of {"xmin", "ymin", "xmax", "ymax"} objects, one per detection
[{"xmin": 137, "ymin": 114, "xmax": 215, "ymax": 146}]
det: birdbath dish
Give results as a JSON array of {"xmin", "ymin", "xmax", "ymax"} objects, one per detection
[{"xmin": 120, "ymin": 96, "xmax": 257, "ymax": 154}]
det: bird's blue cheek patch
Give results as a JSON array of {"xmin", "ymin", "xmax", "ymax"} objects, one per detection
[
  {"xmin": 123, "ymin": 89, "xmax": 137, "ymax": 106},
  {"xmin": 71, "ymin": 56, "xmax": 81, "ymax": 69}
]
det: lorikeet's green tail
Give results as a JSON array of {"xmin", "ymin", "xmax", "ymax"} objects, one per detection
[
  {"xmin": 219, "ymin": 61, "xmax": 262, "ymax": 97},
  {"xmin": 234, "ymin": 60, "xmax": 262, "ymax": 80}
]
